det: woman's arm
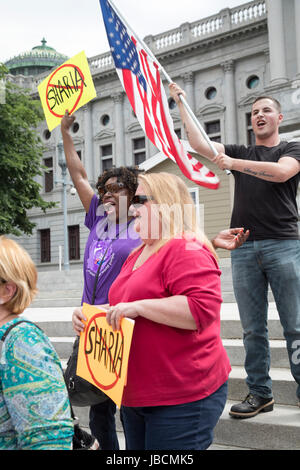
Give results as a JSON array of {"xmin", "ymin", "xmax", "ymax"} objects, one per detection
[
  {"xmin": 106, "ymin": 296, "xmax": 197, "ymax": 332},
  {"xmin": 61, "ymin": 111, "xmax": 94, "ymax": 212}
]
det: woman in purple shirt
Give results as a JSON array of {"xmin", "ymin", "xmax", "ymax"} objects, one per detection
[{"xmin": 61, "ymin": 112, "xmax": 141, "ymax": 450}]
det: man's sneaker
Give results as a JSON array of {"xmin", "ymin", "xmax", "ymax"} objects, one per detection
[
  {"xmin": 229, "ymin": 393, "xmax": 274, "ymax": 419},
  {"xmin": 73, "ymin": 424, "xmax": 99, "ymax": 450}
]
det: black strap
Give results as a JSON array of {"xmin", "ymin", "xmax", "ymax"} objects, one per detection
[
  {"xmin": 0, "ymin": 320, "xmax": 42, "ymax": 344},
  {"xmin": 91, "ymin": 243, "xmax": 111, "ymax": 305},
  {"xmin": 90, "ymin": 219, "xmax": 133, "ymax": 305}
]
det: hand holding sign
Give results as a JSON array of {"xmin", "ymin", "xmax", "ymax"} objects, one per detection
[
  {"xmin": 76, "ymin": 303, "xmax": 135, "ymax": 408},
  {"xmin": 106, "ymin": 302, "xmax": 139, "ymax": 331},
  {"xmin": 38, "ymin": 51, "xmax": 96, "ymax": 131}
]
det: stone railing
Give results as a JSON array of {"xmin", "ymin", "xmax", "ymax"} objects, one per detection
[
  {"xmin": 231, "ymin": 0, "xmax": 266, "ymax": 26},
  {"xmin": 89, "ymin": 51, "xmax": 113, "ymax": 71},
  {"xmin": 88, "ymin": 0, "xmax": 266, "ymax": 73}
]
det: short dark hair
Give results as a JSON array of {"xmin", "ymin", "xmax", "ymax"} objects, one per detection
[
  {"xmin": 96, "ymin": 166, "xmax": 143, "ymax": 200},
  {"xmin": 252, "ymin": 96, "xmax": 282, "ymax": 113}
]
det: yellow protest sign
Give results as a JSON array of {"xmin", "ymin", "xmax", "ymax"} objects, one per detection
[
  {"xmin": 38, "ymin": 51, "xmax": 96, "ymax": 131},
  {"xmin": 76, "ymin": 303, "xmax": 135, "ymax": 408}
]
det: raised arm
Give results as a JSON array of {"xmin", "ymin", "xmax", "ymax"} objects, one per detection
[
  {"xmin": 61, "ymin": 111, "xmax": 94, "ymax": 213},
  {"xmin": 169, "ymin": 82, "xmax": 225, "ymax": 159}
]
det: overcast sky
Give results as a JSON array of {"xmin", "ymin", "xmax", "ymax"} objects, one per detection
[{"xmin": 0, "ymin": 0, "xmax": 250, "ymax": 63}]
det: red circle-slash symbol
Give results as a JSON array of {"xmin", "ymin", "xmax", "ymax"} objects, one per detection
[
  {"xmin": 46, "ymin": 64, "xmax": 85, "ymax": 118},
  {"xmin": 84, "ymin": 312, "xmax": 124, "ymax": 391}
]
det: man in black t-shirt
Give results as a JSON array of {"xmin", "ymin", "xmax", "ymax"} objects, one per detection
[{"xmin": 169, "ymin": 84, "xmax": 300, "ymax": 419}]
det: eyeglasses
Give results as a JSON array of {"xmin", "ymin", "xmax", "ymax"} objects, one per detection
[
  {"xmin": 130, "ymin": 195, "xmax": 153, "ymax": 207},
  {"xmin": 98, "ymin": 182, "xmax": 126, "ymax": 197}
]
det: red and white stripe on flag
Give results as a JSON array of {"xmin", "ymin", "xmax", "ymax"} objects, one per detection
[
  {"xmin": 116, "ymin": 40, "xmax": 219, "ymax": 190},
  {"xmin": 99, "ymin": 0, "xmax": 219, "ymax": 190}
]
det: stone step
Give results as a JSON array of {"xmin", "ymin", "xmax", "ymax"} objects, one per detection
[
  {"xmin": 24, "ymin": 302, "xmax": 283, "ymax": 337},
  {"xmin": 22, "ymin": 305, "xmax": 299, "ymax": 450},
  {"xmin": 229, "ymin": 366, "xmax": 298, "ymax": 407},
  {"xmin": 31, "ymin": 297, "xmax": 82, "ymax": 308},
  {"xmin": 33, "ymin": 290, "xmax": 82, "ymax": 299},
  {"xmin": 214, "ymin": 401, "xmax": 300, "ymax": 450},
  {"xmin": 52, "ymin": 337, "xmax": 291, "ymax": 371},
  {"xmin": 223, "ymin": 339, "xmax": 289, "ymax": 368},
  {"xmin": 73, "ymin": 400, "xmax": 300, "ymax": 451},
  {"xmin": 220, "ymin": 302, "xmax": 283, "ymax": 339}
]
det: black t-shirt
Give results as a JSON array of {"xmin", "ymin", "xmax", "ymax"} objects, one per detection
[{"xmin": 224, "ymin": 141, "xmax": 300, "ymax": 241}]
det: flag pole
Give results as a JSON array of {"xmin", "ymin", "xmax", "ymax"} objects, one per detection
[{"xmin": 107, "ymin": 0, "xmax": 230, "ymax": 174}]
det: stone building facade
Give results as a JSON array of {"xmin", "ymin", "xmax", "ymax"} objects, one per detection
[{"xmin": 5, "ymin": 0, "xmax": 300, "ymax": 269}]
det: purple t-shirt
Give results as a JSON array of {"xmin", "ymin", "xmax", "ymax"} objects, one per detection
[{"xmin": 82, "ymin": 195, "xmax": 141, "ymax": 305}]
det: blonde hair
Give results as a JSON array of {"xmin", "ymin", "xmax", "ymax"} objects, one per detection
[
  {"xmin": 138, "ymin": 172, "xmax": 217, "ymax": 259},
  {"xmin": 0, "ymin": 236, "xmax": 38, "ymax": 314}
]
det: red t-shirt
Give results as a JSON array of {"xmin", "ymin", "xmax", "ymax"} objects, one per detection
[{"xmin": 108, "ymin": 236, "xmax": 231, "ymax": 407}]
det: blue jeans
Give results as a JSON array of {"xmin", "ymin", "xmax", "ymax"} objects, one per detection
[
  {"xmin": 89, "ymin": 398, "xmax": 119, "ymax": 450},
  {"xmin": 231, "ymin": 239, "xmax": 300, "ymax": 399},
  {"xmin": 121, "ymin": 382, "xmax": 228, "ymax": 450}
]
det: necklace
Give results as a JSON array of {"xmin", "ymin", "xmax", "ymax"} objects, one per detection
[{"xmin": 90, "ymin": 218, "xmax": 134, "ymax": 304}]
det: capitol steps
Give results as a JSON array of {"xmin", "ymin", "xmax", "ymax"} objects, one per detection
[{"xmin": 21, "ymin": 264, "xmax": 300, "ymax": 450}]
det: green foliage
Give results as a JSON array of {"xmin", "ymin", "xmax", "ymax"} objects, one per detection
[{"xmin": 0, "ymin": 64, "xmax": 56, "ymax": 236}]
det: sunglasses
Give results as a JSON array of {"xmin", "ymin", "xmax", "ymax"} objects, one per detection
[
  {"xmin": 130, "ymin": 195, "xmax": 153, "ymax": 207},
  {"xmin": 98, "ymin": 182, "xmax": 126, "ymax": 197}
]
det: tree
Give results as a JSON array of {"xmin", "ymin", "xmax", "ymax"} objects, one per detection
[{"xmin": 0, "ymin": 64, "xmax": 56, "ymax": 236}]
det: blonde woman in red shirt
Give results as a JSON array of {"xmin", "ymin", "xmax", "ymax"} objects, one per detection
[{"xmin": 106, "ymin": 172, "xmax": 231, "ymax": 450}]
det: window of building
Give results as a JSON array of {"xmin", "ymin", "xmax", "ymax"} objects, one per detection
[
  {"xmin": 100, "ymin": 144, "xmax": 113, "ymax": 171},
  {"xmin": 133, "ymin": 137, "xmax": 146, "ymax": 166},
  {"xmin": 246, "ymin": 113, "xmax": 256, "ymax": 145},
  {"xmin": 168, "ymin": 98, "xmax": 177, "ymax": 110},
  {"xmin": 40, "ymin": 229, "xmax": 51, "ymax": 263},
  {"xmin": 174, "ymin": 128, "xmax": 182, "ymax": 139},
  {"xmin": 72, "ymin": 122, "xmax": 79, "ymax": 133},
  {"xmin": 205, "ymin": 120, "xmax": 221, "ymax": 143},
  {"xmin": 205, "ymin": 87, "xmax": 217, "ymax": 100},
  {"xmin": 246, "ymin": 75, "xmax": 260, "ymax": 90},
  {"xmin": 44, "ymin": 157, "xmax": 53, "ymax": 192},
  {"xmin": 43, "ymin": 129, "xmax": 51, "ymax": 141},
  {"xmin": 68, "ymin": 225, "xmax": 80, "ymax": 260},
  {"xmin": 101, "ymin": 114, "xmax": 110, "ymax": 126}
]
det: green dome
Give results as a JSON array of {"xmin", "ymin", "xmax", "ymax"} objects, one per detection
[{"xmin": 5, "ymin": 38, "xmax": 68, "ymax": 77}]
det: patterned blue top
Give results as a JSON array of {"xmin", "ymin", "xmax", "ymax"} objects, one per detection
[{"xmin": 0, "ymin": 318, "xmax": 73, "ymax": 450}]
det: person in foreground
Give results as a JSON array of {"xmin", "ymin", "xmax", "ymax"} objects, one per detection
[
  {"xmin": 0, "ymin": 236, "xmax": 73, "ymax": 450},
  {"xmin": 104, "ymin": 172, "xmax": 231, "ymax": 450},
  {"xmin": 169, "ymin": 83, "xmax": 300, "ymax": 419}
]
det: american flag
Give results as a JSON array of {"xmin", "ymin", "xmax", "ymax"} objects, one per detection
[{"xmin": 99, "ymin": 0, "xmax": 219, "ymax": 189}]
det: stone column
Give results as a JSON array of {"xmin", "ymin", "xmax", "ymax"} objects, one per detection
[
  {"xmin": 83, "ymin": 103, "xmax": 95, "ymax": 183},
  {"xmin": 221, "ymin": 60, "xmax": 238, "ymax": 144},
  {"xmin": 295, "ymin": 0, "xmax": 300, "ymax": 78},
  {"xmin": 112, "ymin": 92, "xmax": 125, "ymax": 167},
  {"xmin": 266, "ymin": 0, "xmax": 288, "ymax": 84},
  {"xmin": 182, "ymin": 71, "xmax": 195, "ymax": 110}
]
